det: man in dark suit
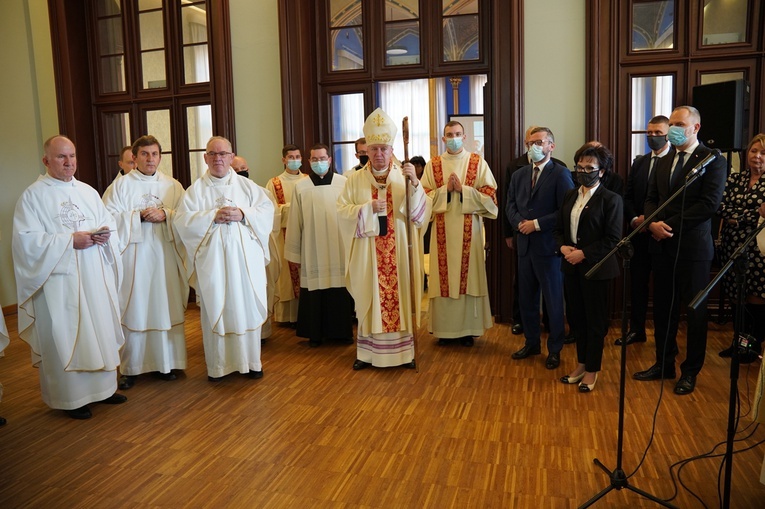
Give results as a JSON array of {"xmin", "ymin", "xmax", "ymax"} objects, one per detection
[
  {"xmin": 633, "ymin": 106, "xmax": 727, "ymax": 395},
  {"xmin": 617, "ymin": 115, "xmax": 670, "ymax": 346},
  {"xmin": 503, "ymin": 126, "xmax": 566, "ymax": 335},
  {"xmin": 506, "ymin": 127, "xmax": 575, "ymax": 369}
]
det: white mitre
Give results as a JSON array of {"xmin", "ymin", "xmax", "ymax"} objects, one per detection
[{"xmin": 363, "ymin": 107, "xmax": 397, "ymax": 146}]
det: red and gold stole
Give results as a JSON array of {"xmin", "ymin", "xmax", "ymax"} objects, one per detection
[
  {"xmin": 271, "ymin": 176, "xmax": 301, "ymax": 298},
  {"xmin": 430, "ymin": 153, "xmax": 482, "ymax": 296},
  {"xmin": 372, "ymin": 173, "xmax": 400, "ymax": 333}
]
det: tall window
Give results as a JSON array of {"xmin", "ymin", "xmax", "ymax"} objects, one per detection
[{"xmin": 68, "ymin": 0, "xmax": 234, "ymax": 190}]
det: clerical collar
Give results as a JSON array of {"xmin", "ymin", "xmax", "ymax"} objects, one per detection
[{"xmin": 371, "ymin": 165, "xmax": 390, "ymax": 176}]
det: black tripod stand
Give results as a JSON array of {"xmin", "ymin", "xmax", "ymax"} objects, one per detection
[
  {"xmin": 577, "ymin": 238, "xmax": 676, "ymax": 509},
  {"xmin": 689, "ymin": 219, "xmax": 765, "ymax": 509}
]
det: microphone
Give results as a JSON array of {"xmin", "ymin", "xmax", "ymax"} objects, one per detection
[{"xmin": 685, "ymin": 149, "xmax": 721, "ymax": 180}]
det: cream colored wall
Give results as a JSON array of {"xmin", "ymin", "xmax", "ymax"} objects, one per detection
[
  {"xmin": 524, "ymin": 0, "xmax": 586, "ymax": 166},
  {"xmin": 0, "ymin": 0, "xmax": 57, "ymax": 308},
  {"xmin": 229, "ymin": 0, "xmax": 284, "ymax": 187}
]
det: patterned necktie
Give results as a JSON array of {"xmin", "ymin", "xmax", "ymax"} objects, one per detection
[
  {"xmin": 670, "ymin": 152, "xmax": 686, "ymax": 187},
  {"xmin": 532, "ymin": 167, "xmax": 540, "ymax": 188}
]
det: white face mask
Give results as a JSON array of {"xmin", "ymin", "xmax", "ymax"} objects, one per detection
[{"xmin": 529, "ymin": 143, "xmax": 546, "ymax": 163}]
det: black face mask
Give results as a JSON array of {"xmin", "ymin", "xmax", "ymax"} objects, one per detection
[
  {"xmin": 576, "ymin": 171, "xmax": 600, "ymax": 188},
  {"xmin": 647, "ymin": 135, "xmax": 666, "ymax": 152},
  {"xmin": 237, "ymin": 171, "xmax": 249, "ymax": 179},
  {"xmin": 359, "ymin": 155, "xmax": 369, "ymax": 166}
]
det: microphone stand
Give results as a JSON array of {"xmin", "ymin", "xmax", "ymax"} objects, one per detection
[
  {"xmin": 577, "ymin": 164, "xmax": 715, "ymax": 508},
  {"xmin": 688, "ymin": 219, "xmax": 765, "ymax": 509}
]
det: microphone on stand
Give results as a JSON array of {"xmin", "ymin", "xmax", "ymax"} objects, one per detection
[{"xmin": 685, "ymin": 149, "xmax": 722, "ymax": 180}]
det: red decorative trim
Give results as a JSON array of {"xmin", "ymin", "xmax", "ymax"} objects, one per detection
[
  {"xmin": 373, "ymin": 179, "xmax": 400, "ymax": 332},
  {"xmin": 431, "ymin": 157, "xmax": 450, "ymax": 297},
  {"xmin": 271, "ymin": 177, "xmax": 286, "ymax": 205}
]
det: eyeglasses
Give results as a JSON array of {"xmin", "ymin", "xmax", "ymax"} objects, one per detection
[
  {"xmin": 310, "ymin": 157, "xmax": 329, "ymax": 163},
  {"xmin": 574, "ymin": 165, "xmax": 600, "ymax": 173},
  {"xmin": 206, "ymin": 151, "xmax": 232, "ymax": 158},
  {"xmin": 528, "ymin": 139, "xmax": 550, "ymax": 147}
]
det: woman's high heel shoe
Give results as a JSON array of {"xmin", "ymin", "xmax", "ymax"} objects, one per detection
[
  {"xmin": 578, "ymin": 374, "xmax": 598, "ymax": 393},
  {"xmin": 560, "ymin": 372, "xmax": 585, "ymax": 384}
]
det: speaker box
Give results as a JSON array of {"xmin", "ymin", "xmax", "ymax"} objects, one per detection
[{"xmin": 692, "ymin": 79, "xmax": 749, "ymax": 150}]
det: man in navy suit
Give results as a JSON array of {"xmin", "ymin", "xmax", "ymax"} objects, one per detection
[
  {"xmin": 617, "ymin": 115, "xmax": 670, "ymax": 346},
  {"xmin": 506, "ymin": 127, "xmax": 575, "ymax": 369},
  {"xmin": 633, "ymin": 106, "xmax": 727, "ymax": 395}
]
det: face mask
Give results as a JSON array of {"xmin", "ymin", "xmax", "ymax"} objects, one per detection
[
  {"xmin": 237, "ymin": 171, "xmax": 249, "ymax": 179},
  {"xmin": 667, "ymin": 126, "xmax": 689, "ymax": 147},
  {"xmin": 311, "ymin": 161, "xmax": 330, "ymax": 175},
  {"xmin": 576, "ymin": 170, "xmax": 600, "ymax": 188},
  {"xmin": 529, "ymin": 143, "xmax": 546, "ymax": 163},
  {"xmin": 646, "ymin": 135, "xmax": 667, "ymax": 152},
  {"xmin": 358, "ymin": 155, "xmax": 369, "ymax": 166},
  {"xmin": 286, "ymin": 160, "xmax": 302, "ymax": 171},
  {"xmin": 446, "ymin": 137, "xmax": 463, "ymax": 152}
]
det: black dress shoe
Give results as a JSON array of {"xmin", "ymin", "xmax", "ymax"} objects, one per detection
[
  {"xmin": 118, "ymin": 375, "xmax": 136, "ymax": 390},
  {"xmin": 545, "ymin": 352, "xmax": 561, "ymax": 370},
  {"xmin": 352, "ymin": 359, "xmax": 371, "ymax": 370},
  {"xmin": 342, "ymin": 338, "xmax": 354, "ymax": 345},
  {"xmin": 403, "ymin": 360, "xmax": 416, "ymax": 369},
  {"xmin": 615, "ymin": 331, "xmax": 647, "ymax": 346},
  {"xmin": 309, "ymin": 338, "xmax": 322, "ymax": 348},
  {"xmin": 511, "ymin": 345, "xmax": 541, "ymax": 359},
  {"xmin": 511, "ymin": 324, "xmax": 523, "ymax": 335},
  {"xmin": 100, "ymin": 393, "xmax": 127, "ymax": 404},
  {"xmin": 633, "ymin": 364, "xmax": 676, "ymax": 381},
  {"xmin": 563, "ymin": 333, "xmax": 577, "ymax": 345},
  {"xmin": 248, "ymin": 370, "xmax": 264, "ymax": 379},
  {"xmin": 460, "ymin": 336, "xmax": 474, "ymax": 347},
  {"xmin": 65, "ymin": 406, "xmax": 92, "ymax": 419},
  {"xmin": 718, "ymin": 345, "xmax": 734, "ymax": 358},
  {"xmin": 0, "ymin": 416, "xmax": 7, "ymax": 426},
  {"xmin": 674, "ymin": 374, "xmax": 696, "ymax": 395},
  {"xmin": 158, "ymin": 371, "xmax": 177, "ymax": 381},
  {"xmin": 437, "ymin": 338, "xmax": 450, "ymax": 346},
  {"xmin": 208, "ymin": 375, "xmax": 223, "ymax": 382}
]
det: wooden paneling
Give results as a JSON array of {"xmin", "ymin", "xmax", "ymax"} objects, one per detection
[{"xmin": 0, "ymin": 308, "xmax": 764, "ymax": 507}]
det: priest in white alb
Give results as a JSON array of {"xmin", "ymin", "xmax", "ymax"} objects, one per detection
[
  {"xmin": 337, "ymin": 108, "xmax": 431, "ymax": 370},
  {"xmin": 266, "ymin": 144, "xmax": 307, "ymax": 326},
  {"xmin": 103, "ymin": 135, "xmax": 189, "ymax": 390},
  {"xmin": 12, "ymin": 135, "xmax": 127, "ymax": 420},
  {"xmin": 175, "ymin": 136, "xmax": 274, "ymax": 381},
  {"xmin": 420, "ymin": 121, "xmax": 497, "ymax": 347}
]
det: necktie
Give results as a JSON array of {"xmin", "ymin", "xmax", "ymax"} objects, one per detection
[
  {"xmin": 532, "ymin": 167, "xmax": 540, "ymax": 188},
  {"xmin": 648, "ymin": 156, "xmax": 658, "ymax": 181},
  {"xmin": 670, "ymin": 152, "xmax": 686, "ymax": 187}
]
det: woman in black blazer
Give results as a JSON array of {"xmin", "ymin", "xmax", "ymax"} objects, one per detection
[{"xmin": 554, "ymin": 144, "xmax": 623, "ymax": 392}]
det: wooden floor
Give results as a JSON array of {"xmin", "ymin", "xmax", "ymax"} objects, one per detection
[{"xmin": 1, "ymin": 306, "xmax": 764, "ymax": 508}]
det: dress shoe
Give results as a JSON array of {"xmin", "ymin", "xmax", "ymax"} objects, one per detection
[
  {"xmin": 545, "ymin": 352, "xmax": 561, "ymax": 370},
  {"xmin": 100, "ymin": 393, "xmax": 127, "ymax": 404},
  {"xmin": 352, "ymin": 359, "xmax": 371, "ymax": 371},
  {"xmin": 403, "ymin": 360, "xmax": 416, "ymax": 369},
  {"xmin": 65, "ymin": 406, "xmax": 92, "ymax": 419},
  {"xmin": 615, "ymin": 331, "xmax": 647, "ymax": 346},
  {"xmin": 158, "ymin": 371, "xmax": 177, "ymax": 381},
  {"xmin": 208, "ymin": 375, "xmax": 223, "ymax": 382},
  {"xmin": 563, "ymin": 333, "xmax": 577, "ymax": 345},
  {"xmin": 511, "ymin": 324, "xmax": 523, "ymax": 335},
  {"xmin": 633, "ymin": 363, "xmax": 675, "ymax": 381},
  {"xmin": 118, "ymin": 375, "xmax": 136, "ymax": 390},
  {"xmin": 578, "ymin": 374, "xmax": 598, "ymax": 393},
  {"xmin": 342, "ymin": 338, "xmax": 354, "ymax": 345},
  {"xmin": 718, "ymin": 345, "xmax": 734, "ymax": 358},
  {"xmin": 674, "ymin": 374, "xmax": 696, "ymax": 395},
  {"xmin": 460, "ymin": 336, "xmax": 475, "ymax": 347},
  {"xmin": 0, "ymin": 416, "xmax": 7, "ymax": 426},
  {"xmin": 560, "ymin": 372, "xmax": 585, "ymax": 384},
  {"xmin": 309, "ymin": 338, "xmax": 322, "ymax": 348},
  {"xmin": 248, "ymin": 370, "xmax": 264, "ymax": 379},
  {"xmin": 511, "ymin": 345, "xmax": 541, "ymax": 359}
]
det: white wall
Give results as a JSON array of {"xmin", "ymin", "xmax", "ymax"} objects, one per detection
[
  {"xmin": 524, "ymin": 0, "xmax": 586, "ymax": 166},
  {"xmin": 0, "ymin": 0, "xmax": 57, "ymax": 307},
  {"xmin": 230, "ymin": 0, "xmax": 284, "ymax": 187}
]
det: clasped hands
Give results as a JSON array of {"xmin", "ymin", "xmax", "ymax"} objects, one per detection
[
  {"xmin": 446, "ymin": 172, "xmax": 462, "ymax": 193},
  {"xmin": 648, "ymin": 220, "xmax": 673, "ymax": 241},
  {"xmin": 560, "ymin": 245, "xmax": 585, "ymax": 265},
  {"xmin": 141, "ymin": 206, "xmax": 166, "ymax": 223},
  {"xmin": 73, "ymin": 227, "xmax": 111, "ymax": 249},
  {"xmin": 214, "ymin": 206, "xmax": 244, "ymax": 224}
]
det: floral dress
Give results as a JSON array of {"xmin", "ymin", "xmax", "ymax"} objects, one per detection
[{"xmin": 717, "ymin": 169, "xmax": 765, "ymax": 300}]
